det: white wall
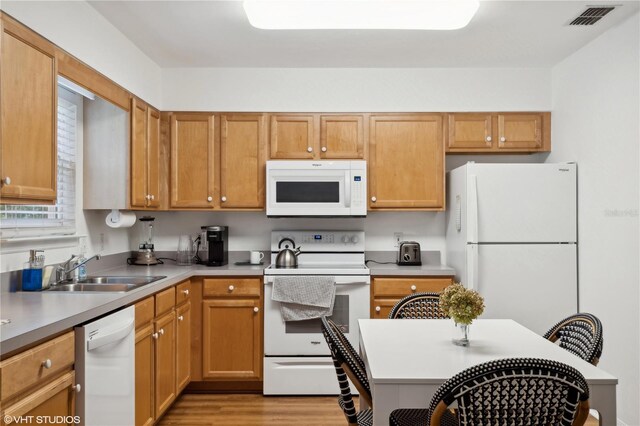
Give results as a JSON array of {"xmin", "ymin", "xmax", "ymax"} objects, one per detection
[
  {"xmin": 0, "ymin": 1, "xmax": 162, "ymax": 107},
  {"xmin": 131, "ymin": 211, "xmax": 446, "ymax": 254},
  {"xmin": 162, "ymin": 67, "xmax": 551, "ymax": 112},
  {"xmin": 547, "ymin": 13, "xmax": 640, "ymax": 426}
]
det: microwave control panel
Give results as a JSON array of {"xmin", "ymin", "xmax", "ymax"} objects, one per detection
[{"xmin": 350, "ymin": 168, "xmax": 366, "ymax": 211}]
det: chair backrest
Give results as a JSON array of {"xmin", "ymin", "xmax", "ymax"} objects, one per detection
[
  {"xmin": 388, "ymin": 292, "xmax": 449, "ymax": 319},
  {"xmin": 426, "ymin": 358, "xmax": 590, "ymax": 426},
  {"xmin": 543, "ymin": 313, "xmax": 603, "ymax": 366},
  {"xmin": 320, "ymin": 317, "xmax": 373, "ymax": 423}
]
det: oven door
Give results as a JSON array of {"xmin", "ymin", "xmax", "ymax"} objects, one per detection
[{"xmin": 264, "ymin": 276, "xmax": 370, "ymax": 356}]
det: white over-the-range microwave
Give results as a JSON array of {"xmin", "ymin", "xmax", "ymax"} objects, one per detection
[{"xmin": 266, "ymin": 160, "xmax": 367, "ymax": 217}]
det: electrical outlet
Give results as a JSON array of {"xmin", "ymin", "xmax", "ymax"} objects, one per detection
[
  {"xmin": 393, "ymin": 232, "xmax": 403, "ymax": 248},
  {"xmin": 99, "ymin": 233, "xmax": 105, "ymax": 252},
  {"xmin": 79, "ymin": 237, "xmax": 87, "ymax": 254}
]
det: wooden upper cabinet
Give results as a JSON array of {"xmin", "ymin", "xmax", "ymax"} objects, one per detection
[
  {"xmin": 319, "ymin": 115, "xmax": 365, "ymax": 159},
  {"xmin": 220, "ymin": 114, "xmax": 266, "ymax": 209},
  {"xmin": 447, "ymin": 113, "xmax": 493, "ymax": 151},
  {"xmin": 130, "ymin": 99, "xmax": 148, "ymax": 208},
  {"xmin": 369, "ymin": 114, "xmax": 445, "ymax": 210},
  {"xmin": 446, "ymin": 112, "xmax": 550, "ymax": 153},
  {"xmin": 0, "ymin": 17, "xmax": 57, "ymax": 204},
  {"xmin": 131, "ymin": 99, "xmax": 162, "ymax": 209},
  {"xmin": 498, "ymin": 113, "xmax": 547, "ymax": 151},
  {"xmin": 269, "ymin": 115, "xmax": 316, "ymax": 159},
  {"xmin": 147, "ymin": 108, "xmax": 161, "ymax": 208},
  {"xmin": 170, "ymin": 113, "xmax": 215, "ymax": 209}
]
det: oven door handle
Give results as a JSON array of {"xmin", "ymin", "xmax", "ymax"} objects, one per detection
[{"xmin": 265, "ymin": 280, "xmax": 369, "ymax": 286}]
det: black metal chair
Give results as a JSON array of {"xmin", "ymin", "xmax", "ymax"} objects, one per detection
[
  {"xmin": 543, "ymin": 313, "xmax": 603, "ymax": 366},
  {"xmin": 388, "ymin": 292, "xmax": 448, "ymax": 319},
  {"xmin": 389, "ymin": 357, "xmax": 590, "ymax": 426},
  {"xmin": 321, "ymin": 316, "xmax": 373, "ymax": 426}
]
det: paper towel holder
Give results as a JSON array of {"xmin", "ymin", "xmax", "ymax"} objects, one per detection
[{"xmin": 105, "ymin": 209, "xmax": 137, "ymax": 228}]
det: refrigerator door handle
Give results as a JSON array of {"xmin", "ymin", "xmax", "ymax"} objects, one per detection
[
  {"xmin": 467, "ymin": 245, "xmax": 478, "ymax": 291},
  {"xmin": 468, "ymin": 174, "xmax": 479, "ymax": 243}
]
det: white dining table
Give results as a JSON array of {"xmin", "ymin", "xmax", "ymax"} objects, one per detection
[{"xmin": 359, "ymin": 319, "xmax": 618, "ymax": 426}]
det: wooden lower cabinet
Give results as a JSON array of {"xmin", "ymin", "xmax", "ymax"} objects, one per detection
[
  {"xmin": 154, "ymin": 309, "xmax": 176, "ymax": 419},
  {"xmin": 135, "ymin": 323, "xmax": 155, "ymax": 426},
  {"xmin": 198, "ymin": 277, "xmax": 263, "ymax": 383},
  {"xmin": 176, "ymin": 302, "xmax": 192, "ymax": 393},
  {"xmin": 371, "ymin": 276, "xmax": 454, "ymax": 318},
  {"xmin": 0, "ymin": 331, "xmax": 77, "ymax": 426},
  {"xmin": 1, "ymin": 371, "xmax": 76, "ymax": 426},
  {"xmin": 202, "ymin": 298, "xmax": 262, "ymax": 380}
]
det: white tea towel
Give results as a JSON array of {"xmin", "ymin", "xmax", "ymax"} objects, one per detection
[{"xmin": 271, "ymin": 276, "xmax": 336, "ymax": 321}]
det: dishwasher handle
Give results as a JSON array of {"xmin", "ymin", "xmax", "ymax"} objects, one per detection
[{"xmin": 87, "ymin": 318, "xmax": 135, "ymax": 351}]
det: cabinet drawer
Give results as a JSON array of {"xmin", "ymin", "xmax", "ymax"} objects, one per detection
[
  {"xmin": 372, "ymin": 277, "xmax": 452, "ymax": 297},
  {"xmin": 135, "ymin": 296, "xmax": 155, "ymax": 328},
  {"xmin": 203, "ymin": 278, "xmax": 261, "ymax": 298},
  {"xmin": 155, "ymin": 287, "xmax": 176, "ymax": 316},
  {"xmin": 176, "ymin": 280, "xmax": 192, "ymax": 305},
  {"xmin": 0, "ymin": 332, "xmax": 75, "ymax": 401}
]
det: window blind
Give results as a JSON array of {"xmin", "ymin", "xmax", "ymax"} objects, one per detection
[{"xmin": 0, "ymin": 96, "xmax": 77, "ymax": 237}]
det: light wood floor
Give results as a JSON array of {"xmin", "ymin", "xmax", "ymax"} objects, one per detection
[
  {"xmin": 158, "ymin": 394, "xmax": 600, "ymax": 425},
  {"xmin": 158, "ymin": 394, "xmax": 350, "ymax": 425}
]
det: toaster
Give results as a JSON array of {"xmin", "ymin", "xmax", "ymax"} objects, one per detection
[{"xmin": 397, "ymin": 241, "xmax": 422, "ymax": 266}]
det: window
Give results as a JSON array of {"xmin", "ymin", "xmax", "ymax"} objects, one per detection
[{"xmin": 0, "ymin": 92, "xmax": 78, "ymax": 237}]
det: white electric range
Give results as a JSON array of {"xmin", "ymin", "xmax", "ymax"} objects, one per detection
[{"xmin": 263, "ymin": 230, "xmax": 370, "ymax": 395}]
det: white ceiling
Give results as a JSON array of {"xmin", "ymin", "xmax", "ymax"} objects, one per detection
[{"xmin": 89, "ymin": 0, "xmax": 639, "ymax": 68}]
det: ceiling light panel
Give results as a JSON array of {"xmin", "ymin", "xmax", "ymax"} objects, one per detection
[{"xmin": 243, "ymin": 0, "xmax": 480, "ymax": 30}]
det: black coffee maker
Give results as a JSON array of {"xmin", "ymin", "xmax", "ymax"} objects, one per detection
[{"xmin": 201, "ymin": 226, "xmax": 228, "ymax": 266}]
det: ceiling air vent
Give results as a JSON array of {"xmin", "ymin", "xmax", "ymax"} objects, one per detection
[{"xmin": 569, "ymin": 6, "xmax": 616, "ymax": 25}]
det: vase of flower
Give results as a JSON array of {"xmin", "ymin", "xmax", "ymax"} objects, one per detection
[{"xmin": 439, "ymin": 283, "xmax": 485, "ymax": 346}]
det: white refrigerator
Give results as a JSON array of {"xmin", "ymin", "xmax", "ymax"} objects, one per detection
[{"xmin": 445, "ymin": 162, "xmax": 578, "ymax": 335}]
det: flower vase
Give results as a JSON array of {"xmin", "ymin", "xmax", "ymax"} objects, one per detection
[{"xmin": 452, "ymin": 321, "xmax": 470, "ymax": 346}]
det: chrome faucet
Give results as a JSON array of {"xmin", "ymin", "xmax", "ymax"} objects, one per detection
[{"xmin": 54, "ymin": 254, "xmax": 102, "ymax": 284}]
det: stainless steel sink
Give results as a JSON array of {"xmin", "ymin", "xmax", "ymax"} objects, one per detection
[{"xmin": 47, "ymin": 276, "xmax": 166, "ymax": 293}]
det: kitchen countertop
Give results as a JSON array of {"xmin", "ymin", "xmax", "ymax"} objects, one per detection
[
  {"xmin": 1, "ymin": 251, "xmax": 455, "ymax": 357},
  {"xmin": 0, "ymin": 261, "xmax": 264, "ymax": 357},
  {"xmin": 365, "ymin": 250, "xmax": 456, "ymax": 277}
]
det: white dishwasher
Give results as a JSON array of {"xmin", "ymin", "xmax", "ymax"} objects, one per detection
[{"xmin": 75, "ymin": 305, "xmax": 135, "ymax": 426}]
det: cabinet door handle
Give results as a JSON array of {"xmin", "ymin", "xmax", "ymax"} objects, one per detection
[
  {"xmin": 182, "ymin": 289, "xmax": 190, "ymax": 296},
  {"xmin": 500, "ymin": 136, "xmax": 506, "ymax": 142},
  {"xmin": 152, "ymin": 332, "xmax": 159, "ymax": 339},
  {"xmin": 150, "ymin": 194, "xmax": 155, "ymax": 200},
  {"xmin": 72, "ymin": 384, "xmax": 82, "ymax": 393},
  {"xmin": 486, "ymin": 136, "xmax": 492, "ymax": 142},
  {"xmin": 253, "ymin": 307, "xmax": 259, "ymax": 313},
  {"xmin": 207, "ymin": 196, "xmax": 213, "ymax": 202},
  {"xmin": 410, "ymin": 285, "xmax": 417, "ymax": 291},
  {"xmin": 221, "ymin": 196, "xmax": 227, "ymax": 202},
  {"xmin": 307, "ymin": 147, "xmax": 313, "ymax": 153},
  {"xmin": 178, "ymin": 315, "xmax": 184, "ymax": 321},
  {"xmin": 375, "ymin": 306, "xmax": 381, "ymax": 312},
  {"xmin": 42, "ymin": 359, "xmax": 52, "ymax": 369},
  {"xmin": 145, "ymin": 194, "xmax": 151, "ymax": 200},
  {"xmin": 321, "ymin": 147, "xmax": 327, "ymax": 152},
  {"xmin": 159, "ymin": 328, "xmax": 164, "ymax": 335},
  {"xmin": 2, "ymin": 176, "xmax": 11, "ymax": 186},
  {"xmin": 371, "ymin": 196, "xmax": 377, "ymax": 202},
  {"xmin": 228, "ymin": 285, "xmax": 235, "ymax": 292}
]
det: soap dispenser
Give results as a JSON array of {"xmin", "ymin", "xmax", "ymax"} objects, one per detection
[{"xmin": 22, "ymin": 249, "xmax": 45, "ymax": 291}]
